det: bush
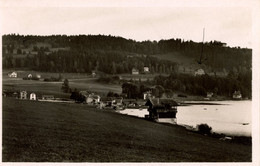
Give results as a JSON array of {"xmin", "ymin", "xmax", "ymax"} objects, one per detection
[{"xmin": 197, "ymin": 123, "xmax": 212, "ymax": 135}]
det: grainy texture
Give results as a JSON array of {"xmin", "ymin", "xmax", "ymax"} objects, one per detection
[{"xmin": 2, "ymin": 98, "xmax": 251, "ymax": 162}]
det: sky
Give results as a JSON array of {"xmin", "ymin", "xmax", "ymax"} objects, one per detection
[{"xmin": 0, "ymin": 0, "xmax": 257, "ymax": 48}]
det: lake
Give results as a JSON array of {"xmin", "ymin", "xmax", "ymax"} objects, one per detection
[{"xmin": 117, "ymin": 100, "xmax": 252, "ymax": 136}]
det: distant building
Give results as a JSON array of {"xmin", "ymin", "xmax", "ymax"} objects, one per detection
[
  {"xmin": 30, "ymin": 93, "xmax": 37, "ymax": 100},
  {"xmin": 233, "ymin": 91, "xmax": 242, "ymax": 100},
  {"xmin": 20, "ymin": 91, "xmax": 27, "ymax": 100},
  {"xmin": 143, "ymin": 91, "xmax": 153, "ymax": 100},
  {"xmin": 194, "ymin": 69, "xmax": 205, "ymax": 76},
  {"xmin": 144, "ymin": 67, "xmax": 149, "ymax": 73},
  {"xmin": 86, "ymin": 94, "xmax": 100, "ymax": 104},
  {"xmin": 36, "ymin": 74, "xmax": 41, "ymax": 79},
  {"xmin": 8, "ymin": 72, "xmax": 17, "ymax": 78},
  {"xmin": 28, "ymin": 74, "xmax": 33, "ymax": 78},
  {"xmin": 132, "ymin": 68, "xmax": 139, "ymax": 75}
]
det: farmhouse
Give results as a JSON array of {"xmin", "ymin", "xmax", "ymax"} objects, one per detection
[
  {"xmin": 86, "ymin": 94, "xmax": 100, "ymax": 104},
  {"xmin": 8, "ymin": 72, "xmax": 17, "ymax": 78},
  {"xmin": 143, "ymin": 91, "xmax": 153, "ymax": 100},
  {"xmin": 20, "ymin": 91, "xmax": 27, "ymax": 100},
  {"xmin": 194, "ymin": 69, "xmax": 205, "ymax": 76},
  {"xmin": 132, "ymin": 68, "xmax": 139, "ymax": 75},
  {"xmin": 144, "ymin": 66, "xmax": 149, "ymax": 73},
  {"xmin": 28, "ymin": 74, "xmax": 33, "ymax": 78},
  {"xmin": 36, "ymin": 74, "xmax": 41, "ymax": 79},
  {"xmin": 233, "ymin": 91, "xmax": 242, "ymax": 100},
  {"xmin": 30, "ymin": 93, "xmax": 37, "ymax": 100},
  {"xmin": 145, "ymin": 98, "xmax": 178, "ymax": 121}
]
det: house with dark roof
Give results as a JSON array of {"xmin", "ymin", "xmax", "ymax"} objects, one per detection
[{"xmin": 145, "ymin": 98, "xmax": 178, "ymax": 121}]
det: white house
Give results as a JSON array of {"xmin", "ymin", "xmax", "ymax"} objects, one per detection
[
  {"xmin": 8, "ymin": 72, "xmax": 17, "ymax": 78},
  {"xmin": 20, "ymin": 91, "xmax": 27, "ymax": 100},
  {"xmin": 194, "ymin": 69, "xmax": 205, "ymax": 76},
  {"xmin": 36, "ymin": 74, "xmax": 41, "ymax": 79},
  {"xmin": 30, "ymin": 93, "xmax": 37, "ymax": 100},
  {"xmin": 144, "ymin": 67, "xmax": 149, "ymax": 73},
  {"xmin": 86, "ymin": 94, "xmax": 100, "ymax": 104},
  {"xmin": 28, "ymin": 74, "xmax": 33, "ymax": 78},
  {"xmin": 132, "ymin": 68, "xmax": 139, "ymax": 75}
]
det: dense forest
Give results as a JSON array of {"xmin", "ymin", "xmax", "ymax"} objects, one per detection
[
  {"xmin": 2, "ymin": 34, "xmax": 251, "ymax": 74},
  {"xmin": 2, "ymin": 34, "xmax": 252, "ymax": 98}
]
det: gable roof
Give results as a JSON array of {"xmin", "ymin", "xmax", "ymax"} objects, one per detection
[{"xmin": 146, "ymin": 98, "xmax": 178, "ymax": 107}]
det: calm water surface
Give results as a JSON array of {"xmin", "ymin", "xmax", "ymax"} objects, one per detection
[{"xmin": 118, "ymin": 100, "xmax": 251, "ymax": 136}]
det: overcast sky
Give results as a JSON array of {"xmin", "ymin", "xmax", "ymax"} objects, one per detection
[{"xmin": 0, "ymin": 0, "xmax": 255, "ymax": 48}]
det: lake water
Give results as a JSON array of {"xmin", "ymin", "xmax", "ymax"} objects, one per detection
[{"xmin": 117, "ymin": 100, "xmax": 252, "ymax": 136}]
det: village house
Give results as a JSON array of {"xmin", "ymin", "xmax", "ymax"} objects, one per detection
[
  {"xmin": 8, "ymin": 72, "xmax": 17, "ymax": 78},
  {"xmin": 143, "ymin": 91, "xmax": 153, "ymax": 100},
  {"xmin": 144, "ymin": 66, "xmax": 149, "ymax": 73},
  {"xmin": 194, "ymin": 69, "xmax": 205, "ymax": 76},
  {"xmin": 233, "ymin": 91, "xmax": 242, "ymax": 100},
  {"xmin": 28, "ymin": 74, "xmax": 33, "ymax": 78},
  {"xmin": 86, "ymin": 94, "xmax": 101, "ymax": 104},
  {"xmin": 20, "ymin": 91, "xmax": 27, "ymax": 100},
  {"xmin": 36, "ymin": 74, "xmax": 41, "ymax": 79},
  {"xmin": 132, "ymin": 68, "xmax": 139, "ymax": 75},
  {"xmin": 30, "ymin": 93, "xmax": 37, "ymax": 100},
  {"xmin": 145, "ymin": 98, "xmax": 178, "ymax": 122}
]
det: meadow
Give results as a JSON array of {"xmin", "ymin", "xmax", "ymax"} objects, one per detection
[
  {"xmin": 2, "ymin": 70, "xmax": 122, "ymax": 98},
  {"xmin": 2, "ymin": 98, "xmax": 251, "ymax": 162}
]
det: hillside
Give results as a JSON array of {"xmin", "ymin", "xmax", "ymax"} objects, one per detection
[
  {"xmin": 2, "ymin": 98, "xmax": 251, "ymax": 162},
  {"xmin": 2, "ymin": 34, "xmax": 252, "ymax": 75}
]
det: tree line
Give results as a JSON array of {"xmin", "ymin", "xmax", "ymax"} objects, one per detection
[
  {"xmin": 121, "ymin": 70, "xmax": 252, "ymax": 99},
  {"xmin": 2, "ymin": 34, "xmax": 251, "ymax": 73}
]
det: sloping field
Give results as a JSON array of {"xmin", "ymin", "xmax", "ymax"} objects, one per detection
[
  {"xmin": 2, "ymin": 77, "xmax": 122, "ymax": 98},
  {"xmin": 2, "ymin": 98, "xmax": 251, "ymax": 162}
]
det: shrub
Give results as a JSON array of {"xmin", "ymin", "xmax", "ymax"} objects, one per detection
[{"xmin": 197, "ymin": 123, "xmax": 212, "ymax": 135}]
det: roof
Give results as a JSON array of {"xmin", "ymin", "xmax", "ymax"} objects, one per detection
[
  {"xmin": 146, "ymin": 98, "xmax": 178, "ymax": 107},
  {"xmin": 88, "ymin": 94, "xmax": 100, "ymax": 99}
]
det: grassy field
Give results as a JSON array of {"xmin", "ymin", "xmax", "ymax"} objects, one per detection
[
  {"xmin": 2, "ymin": 74, "xmax": 122, "ymax": 98},
  {"xmin": 2, "ymin": 98, "xmax": 251, "ymax": 162}
]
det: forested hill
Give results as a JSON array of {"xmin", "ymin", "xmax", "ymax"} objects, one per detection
[{"xmin": 2, "ymin": 34, "xmax": 252, "ymax": 74}]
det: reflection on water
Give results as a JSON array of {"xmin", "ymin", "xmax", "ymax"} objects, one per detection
[{"xmin": 117, "ymin": 100, "xmax": 251, "ymax": 136}]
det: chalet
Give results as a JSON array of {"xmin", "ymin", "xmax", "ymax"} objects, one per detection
[
  {"xmin": 144, "ymin": 66, "xmax": 149, "ymax": 73},
  {"xmin": 36, "ymin": 74, "xmax": 41, "ymax": 79},
  {"xmin": 86, "ymin": 94, "xmax": 100, "ymax": 104},
  {"xmin": 233, "ymin": 91, "xmax": 242, "ymax": 100},
  {"xmin": 28, "ymin": 74, "xmax": 33, "ymax": 78},
  {"xmin": 145, "ymin": 98, "xmax": 178, "ymax": 121},
  {"xmin": 30, "ymin": 93, "xmax": 37, "ymax": 100},
  {"xmin": 194, "ymin": 69, "xmax": 205, "ymax": 76},
  {"xmin": 42, "ymin": 95, "xmax": 55, "ymax": 100},
  {"xmin": 143, "ymin": 91, "xmax": 153, "ymax": 100},
  {"xmin": 20, "ymin": 91, "xmax": 27, "ymax": 100},
  {"xmin": 132, "ymin": 68, "xmax": 139, "ymax": 75},
  {"xmin": 8, "ymin": 72, "xmax": 17, "ymax": 78}
]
